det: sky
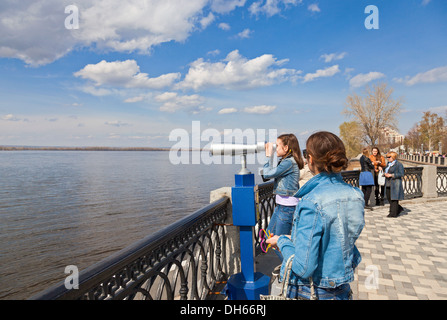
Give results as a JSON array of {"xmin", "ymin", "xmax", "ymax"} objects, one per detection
[{"xmin": 1, "ymin": 0, "xmax": 446, "ymax": 148}]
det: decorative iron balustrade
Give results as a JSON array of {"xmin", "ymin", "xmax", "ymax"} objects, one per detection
[
  {"xmin": 403, "ymin": 167, "xmax": 423, "ymax": 199},
  {"xmin": 401, "ymin": 154, "xmax": 446, "ymax": 166},
  {"xmin": 254, "ymin": 181, "xmax": 275, "ymax": 252},
  {"xmin": 341, "ymin": 170, "xmax": 360, "ymax": 187},
  {"xmin": 437, "ymin": 167, "xmax": 447, "ymax": 197},
  {"xmin": 31, "ymin": 167, "xmax": 428, "ymax": 300},
  {"xmin": 31, "ymin": 197, "xmax": 230, "ymax": 300}
]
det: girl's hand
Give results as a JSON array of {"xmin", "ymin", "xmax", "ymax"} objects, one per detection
[
  {"xmin": 266, "ymin": 235, "xmax": 279, "ymax": 250},
  {"xmin": 265, "ymin": 142, "xmax": 274, "ymax": 157}
]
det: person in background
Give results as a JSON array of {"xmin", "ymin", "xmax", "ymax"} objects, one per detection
[
  {"xmin": 384, "ymin": 151, "xmax": 405, "ymax": 218},
  {"xmin": 267, "ymin": 131, "xmax": 365, "ymax": 300},
  {"xmin": 263, "ymin": 134, "xmax": 304, "ymax": 241},
  {"xmin": 359, "ymin": 148, "xmax": 375, "ymax": 209},
  {"xmin": 370, "ymin": 147, "xmax": 386, "ymax": 206},
  {"xmin": 299, "ymin": 149, "xmax": 314, "ymax": 185}
]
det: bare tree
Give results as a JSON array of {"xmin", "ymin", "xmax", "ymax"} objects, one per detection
[
  {"xmin": 339, "ymin": 121, "xmax": 363, "ymax": 159},
  {"xmin": 343, "ymin": 83, "xmax": 403, "ymax": 146},
  {"xmin": 404, "ymin": 124, "xmax": 422, "ymax": 153},
  {"xmin": 418, "ymin": 111, "xmax": 445, "ymax": 152}
]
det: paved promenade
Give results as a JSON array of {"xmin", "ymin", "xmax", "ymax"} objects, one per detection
[{"xmin": 256, "ymin": 197, "xmax": 447, "ymax": 300}]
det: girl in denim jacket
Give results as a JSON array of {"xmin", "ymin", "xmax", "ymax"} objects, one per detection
[
  {"xmin": 267, "ymin": 131, "xmax": 365, "ymax": 300},
  {"xmin": 262, "ymin": 134, "xmax": 304, "ymax": 241}
]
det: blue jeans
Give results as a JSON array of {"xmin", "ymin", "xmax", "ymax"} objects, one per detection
[
  {"xmin": 287, "ymin": 283, "xmax": 352, "ymax": 300},
  {"xmin": 266, "ymin": 204, "xmax": 295, "ymax": 236},
  {"xmin": 266, "ymin": 204, "xmax": 295, "ymax": 260}
]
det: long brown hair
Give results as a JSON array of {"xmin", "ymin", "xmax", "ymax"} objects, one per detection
[
  {"xmin": 306, "ymin": 131, "xmax": 348, "ymax": 173},
  {"xmin": 278, "ymin": 133, "xmax": 304, "ymax": 169},
  {"xmin": 371, "ymin": 146, "xmax": 382, "ymax": 161}
]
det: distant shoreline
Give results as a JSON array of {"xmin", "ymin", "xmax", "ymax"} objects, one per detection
[{"xmin": 0, "ymin": 146, "xmax": 171, "ymax": 151}]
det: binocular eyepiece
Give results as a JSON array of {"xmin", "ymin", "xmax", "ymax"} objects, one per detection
[
  {"xmin": 209, "ymin": 142, "xmax": 276, "ymax": 175},
  {"xmin": 210, "ymin": 142, "xmax": 275, "ymax": 156}
]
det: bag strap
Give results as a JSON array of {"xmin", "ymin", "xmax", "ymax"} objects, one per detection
[
  {"xmin": 280, "ymin": 254, "xmax": 318, "ymax": 300},
  {"xmin": 278, "ymin": 254, "xmax": 294, "ymax": 298}
]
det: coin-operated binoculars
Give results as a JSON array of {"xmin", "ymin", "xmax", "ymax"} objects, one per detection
[{"xmin": 210, "ymin": 142, "xmax": 270, "ymax": 300}]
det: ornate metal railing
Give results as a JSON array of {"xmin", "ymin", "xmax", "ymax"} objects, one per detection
[
  {"xmin": 437, "ymin": 167, "xmax": 447, "ymax": 197},
  {"xmin": 31, "ymin": 197, "xmax": 230, "ymax": 300},
  {"xmin": 254, "ymin": 181, "xmax": 275, "ymax": 251},
  {"xmin": 339, "ymin": 169, "xmax": 423, "ymax": 200},
  {"xmin": 31, "ymin": 166, "xmax": 431, "ymax": 300},
  {"xmin": 341, "ymin": 170, "xmax": 360, "ymax": 187},
  {"xmin": 403, "ymin": 167, "xmax": 423, "ymax": 199},
  {"xmin": 401, "ymin": 154, "xmax": 446, "ymax": 166}
]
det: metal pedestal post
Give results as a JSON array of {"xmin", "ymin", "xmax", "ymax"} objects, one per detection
[{"xmin": 226, "ymin": 168, "xmax": 270, "ymax": 300}]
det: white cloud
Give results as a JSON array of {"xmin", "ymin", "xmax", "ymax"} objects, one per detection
[
  {"xmin": 243, "ymin": 105, "xmax": 276, "ymax": 114},
  {"xmin": 105, "ymin": 120, "xmax": 131, "ymax": 127},
  {"xmin": 218, "ymin": 23, "xmax": 231, "ymax": 31},
  {"xmin": 320, "ymin": 52, "xmax": 347, "ymax": 63},
  {"xmin": 200, "ymin": 13, "xmax": 215, "ymax": 29},
  {"xmin": 396, "ymin": 66, "xmax": 447, "ymax": 86},
  {"xmin": 349, "ymin": 71, "xmax": 385, "ymax": 87},
  {"xmin": 155, "ymin": 92, "xmax": 205, "ymax": 113},
  {"xmin": 124, "ymin": 96, "xmax": 145, "ymax": 103},
  {"xmin": 210, "ymin": 0, "xmax": 247, "ymax": 13},
  {"xmin": 236, "ymin": 28, "xmax": 253, "ymax": 39},
  {"xmin": 302, "ymin": 65, "xmax": 340, "ymax": 83},
  {"xmin": 249, "ymin": 0, "xmax": 302, "ymax": 17},
  {"xmin": 308, "ymin": 4, "xmax": 320, "ymax": 12},
  {"xmin": 428, "ymin": 105, "xmax": 447, "ymax": 114},
  {"xmin": 218, "ymin": 107, "xmax": 238, "ymax": 114},
  {"xmin": 74, "ymin": 60, "xmax": 180, "ymax": 89},
  {"xmin": 422, "ymin": 0, "xmax": 431, "ymax": 6},
  {"xmin": 177, "ymin": 50, "xmax": 300, "ymax": 90},
  {"xmin": 0, "ymin": 0, "xmax": 238, "ymax": 66},
  {"xmin": 1, "ymin": 114, "xmax": 21, "ymax": 121}
]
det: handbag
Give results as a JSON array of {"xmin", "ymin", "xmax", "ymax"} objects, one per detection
[
  {"xmin": 359, "ymin": 171, "xmax": 374, "ymax": 186},
  {"xmin": 377, "ymin": 171, "xmax": 386, "ymax": 186},
  {"xmin": 260, "ymin": 255, "xmax": 317, "ymax": 300}
]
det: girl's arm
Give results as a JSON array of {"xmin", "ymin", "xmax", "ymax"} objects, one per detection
[{"xmin": 262, "ymin": 158, "xmax": 293, "ymax": 179}]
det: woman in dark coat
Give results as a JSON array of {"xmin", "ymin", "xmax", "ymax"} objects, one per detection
[
  {"xmin": 384, "ymin": 152, "xmax": 405, "ymax": 217},
  {"xmin": 359, "ymin": 148, "xmax": 375, "ymax": 209}
]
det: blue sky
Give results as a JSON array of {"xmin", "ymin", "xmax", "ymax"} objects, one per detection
[{"xmin": 1, "ymin": 0, "xmax": 446, "ymax": 148}]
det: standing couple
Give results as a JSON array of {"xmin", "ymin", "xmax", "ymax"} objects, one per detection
[{"xmin": 359, "ymin": 147, "xmax": 405, "ymax": 217}]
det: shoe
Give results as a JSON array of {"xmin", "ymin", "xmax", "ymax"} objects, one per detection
[
  {"xmin": 380, "ymin": 200, "xmax": 385, "ymax": 206},
  {"xmin": 387, "ymin": 213, "xmax": 397, "ymax": 218},
  {"xmin": 364, "ymin": 205, "xmax": 373, "ymax": 210},
  {"xmin": 375, "ymin": 200, "xmax": 380, "ymax": 206}
]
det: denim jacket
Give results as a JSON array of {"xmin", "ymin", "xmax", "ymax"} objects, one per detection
[
  {"xmin": 262, "ymin": 155, "xmax": 300, "ymax": 196},
  {"xmin": 277, "ymin": 172, "xmax": 365, "ymax": 288}
]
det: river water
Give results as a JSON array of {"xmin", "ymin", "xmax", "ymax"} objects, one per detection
[{"xmin": 0, "ymin": 151, "xmax": 266, "ymax": 299}]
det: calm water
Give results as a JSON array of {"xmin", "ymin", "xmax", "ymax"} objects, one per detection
[{"xmin": 0, "ymin": 151, "xmax": 265, "ymax": 299}]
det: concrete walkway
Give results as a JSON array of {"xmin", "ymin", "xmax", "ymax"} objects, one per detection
[{"xmin": 256, "ymin": 197, "xmax": 447, "ymax": 300}]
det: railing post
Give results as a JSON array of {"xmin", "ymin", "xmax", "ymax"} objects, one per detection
[
  {"xmin": 422, "ymin": 165, "xmax": 438, "ymax": 199},
  {"xmin": 210, "ymin": 187, "xmax": 240, "ymax": 276}
]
